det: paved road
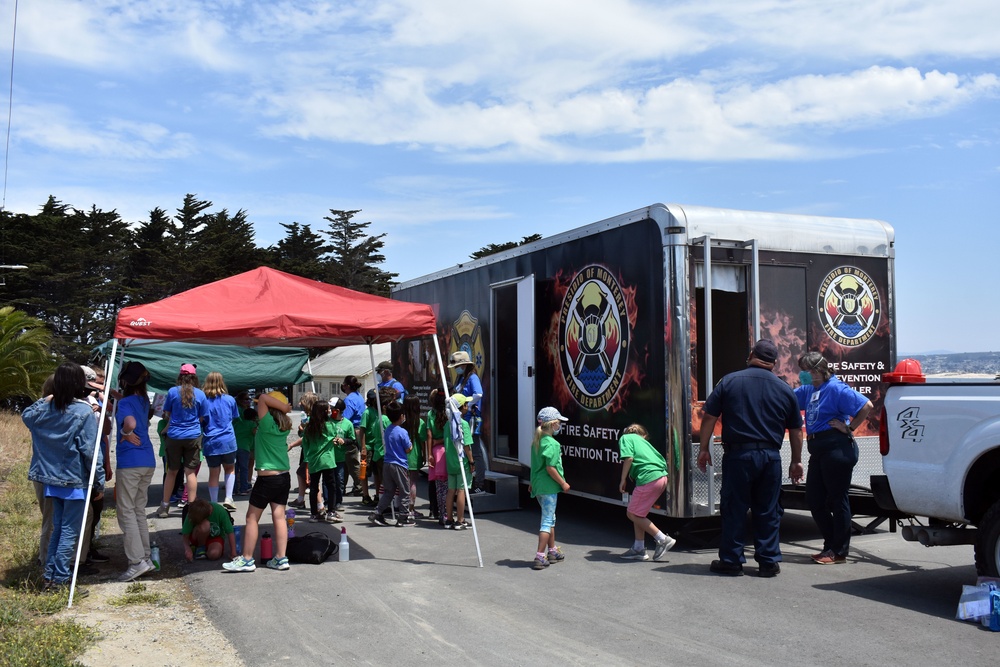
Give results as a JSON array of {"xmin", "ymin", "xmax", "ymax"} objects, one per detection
[{"xmin": 146, "ymin": 468, "xmax": 996, "ymax": 667}]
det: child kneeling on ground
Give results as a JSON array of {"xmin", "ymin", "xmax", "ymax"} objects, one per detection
[{"xmin": 182, "ymin": 498, "xmax": 237, "ymax": 561}]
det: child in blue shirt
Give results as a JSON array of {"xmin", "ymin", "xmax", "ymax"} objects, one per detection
[{"xmin": 368, "ymin": 401, "xmax": 414, "ymax": 527}]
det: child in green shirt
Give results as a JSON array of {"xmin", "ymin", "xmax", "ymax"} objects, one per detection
[
  {"xmin": 529, "ymin": 407, "xmax": 571, "ymax": 570},
  {"xmin": 617, "ymin": 423, "xmax": 675, "ymax": 562}
]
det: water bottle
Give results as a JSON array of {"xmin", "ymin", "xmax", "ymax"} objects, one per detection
[
  {"xmin": 359, "ymin": 458, "xmax": 367, "ymax": 480},
  {"xmin": 261, "ymin": 531, "xmax": 273, "ymax": 561},
  {"xmin": 286, "ymin": 508, "xmax": 296, "ymax": 538},
  {"xmin": 234, "ymin": 525, "xmax": 242, "ymax": 554},
  {"xmin": 338, "ymin": 527, "xmax": 349, "ymax": 562},
  {"xmin": 150, "ymin": 542, "xmax": 160, "ymax": 571}
]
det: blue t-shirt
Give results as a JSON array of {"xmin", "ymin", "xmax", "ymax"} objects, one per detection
[
  {"xmin": 116, "ymin": 394, "xmax": 156, "ymax": 469},
  {"xmin": 343, "ymin": 391, "xmax": 365, "ymax": 428},
  {"xmin": 703, "ymin": 366, "xmax": 802, "ymax": 446},
  {"xmin": 163, "ymin": 386, "xmax": 208, "ymax": 439},
  {"xmin": 202, "ymin": 394, "xmax": 239, "ymax": 455},
  {"xmin": 383, "ymin": 423, "xmax": 411, "ymax": 468},
  {"xmin": 794, "ymin": 376, "xmax": 869, "ymax": 435}
]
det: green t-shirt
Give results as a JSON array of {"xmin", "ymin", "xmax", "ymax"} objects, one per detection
[
  {"xmin": 157, "ymin": 418, "xmax": 167, "ymax": 458},
  {"xmin": 181, "ymin": 502, "xmax": 234, "ymax": 537},
  {"xmin": 445, "ymin": 418, "xmax": 473, "ymax": 475},
  {"xmin": 425, "ymin": 411, "xmax": 445, "ymax": 440},
  {"xmin": 232, "ymin": 415, "xmax": 257, "ymax": 452},
  {"xmin": 530, "ymin": 433, "xmax": 564, "ymax": 497},
  {"xmin": 407, "ymin": 417, "xmax": 426, "ymax": 470},
  {"xmin": 331, "ymin": 417, "xmax": 355, "ymax": 465},
  {"xmin": 255, "ymin": 412, "xmax": 290, "ymax": 472},
  {"xmin": 618, "ymin": 433, "xmax": 667, "ymax": 487},
  {"xmin": 302, "ymin": 421, "xmax": 337, "ymax": 472},
  {"xmin": 361, "ymin": 408, "xmax": 389, "ymax": 462}
]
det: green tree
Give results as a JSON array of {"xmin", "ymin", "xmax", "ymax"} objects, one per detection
[
  {"xmin": 266, "ymin": 222, "xmax": 330, "ymax": 280},
  {"xmin": 469, "ymin": 234, "xmax": 542, "ymax": 260},
  {"xmin": 3, "ymin": 197, "xmax": 131, "ymax": 360},
  {"xmin": 0, "ymin": 306, "xmax": 56, "ymax": 407},
  {"xmin": 189, "ymin": 208, "xmax": 263, "ymax": 283},
  {"xmin": 125, "ymin": 207, "xmax": 177, "ymax": 304},
  {"xmin": 323, "ymin": 209, "xmax": 397, "ymax": 296}
]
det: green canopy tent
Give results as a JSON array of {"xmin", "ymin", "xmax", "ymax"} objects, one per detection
[{"xmin": 92, "ymin": 340, "xmax": 312, "ymax": 395}]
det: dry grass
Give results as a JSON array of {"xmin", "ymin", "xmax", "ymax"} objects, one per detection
[{"xmin": 0, "ymin": 411, "xmax": 96, "ymax": 666}]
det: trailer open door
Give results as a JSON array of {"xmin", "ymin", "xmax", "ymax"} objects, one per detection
[{"xmin": 492, "ymin": 275, "xmax": 535, "ymax": 467}]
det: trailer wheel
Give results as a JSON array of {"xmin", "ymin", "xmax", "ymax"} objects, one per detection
[{"xmin": 974, "ymin": 498, "xmax": 1000, "ymax": 577}]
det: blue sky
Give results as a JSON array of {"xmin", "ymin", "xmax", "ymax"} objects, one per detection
[{"xmin": 1, "ymin": 1, "xmax": 998, "ymax": 354}]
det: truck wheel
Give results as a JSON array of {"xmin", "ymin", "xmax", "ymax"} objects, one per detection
[{"xmin": 975, "ymin": 499, "xmax": 1000, "ymax": 577}]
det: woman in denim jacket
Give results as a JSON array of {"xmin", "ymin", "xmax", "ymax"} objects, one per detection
[{"xmin": 23, "ymin": 362, "xmax": 103, "ymax": 589}]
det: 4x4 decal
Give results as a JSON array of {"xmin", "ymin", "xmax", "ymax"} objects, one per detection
[{"xmin": 896, "ymin": 406, "xmax": 924, "ymax": 442}]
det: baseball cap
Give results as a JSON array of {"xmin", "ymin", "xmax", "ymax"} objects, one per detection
[
  {"xmin": 265, "ymin": 390, "xmax": 288, "ymax": 405},
  {"xmin": 751, "ymin": 339, "xmax": 778, "ymax": 364},
  {"xmin": 376, "ymin": 360, "xmax": 393, "ymax": 372},
  {"xmin": 179, "ymin": 363, "xmax": 197, "ymax": 375},
  {"xmin": 450, "ymin": 393, "xmax": 470, "ymax": 407},
  {"xmin": 537, "ymin": 406, "xmax": 569, "ymax": 424},
  {"xmin": 119, "ymin": 361, "xmax": 149, "ymax": 387}
]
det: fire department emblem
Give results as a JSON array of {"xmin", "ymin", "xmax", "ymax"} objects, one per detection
[
  {"xmin": 449, "ymin": 310, "xmax": 484, "ymax": 375},
  {"xmin": 559, "ymin": 265, "xmax": 630, "ymax": 409},
  {"xmin": 818, "ymin": 267, "xmax": 880, "ymax": 347}
]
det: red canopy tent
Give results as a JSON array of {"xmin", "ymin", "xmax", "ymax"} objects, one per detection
[
  {"xmin": 67, "ymin": 268, "xmax": 476, "ymax": 606},
  {"xmin": 114, "ymin": 266, "xmax": 436, "ymax": 345}
]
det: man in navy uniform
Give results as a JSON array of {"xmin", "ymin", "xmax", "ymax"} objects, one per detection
[{"xmin": 697, "ymin": 339, "xmax": 804, "ymax": 577}]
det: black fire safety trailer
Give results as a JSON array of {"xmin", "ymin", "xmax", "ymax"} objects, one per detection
[{"xmin": 391, "ymin": 203, "xmax": 896, "ymax": 518}]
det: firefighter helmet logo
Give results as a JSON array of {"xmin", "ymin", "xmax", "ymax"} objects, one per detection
[
  {"xmin": 449, "ymin": 310, "xmax": 484, "ymax": 376},
  {"xmin": 559, "ymin": 266, "xmax": 630, "ymax": 409},
  {"xmin": 818, "ymin": 267, "xmax": 880, "ymax": 347}
]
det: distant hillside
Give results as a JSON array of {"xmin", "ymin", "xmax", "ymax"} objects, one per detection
[{"xmin": 907, "ymin": 351, "xmax": 1000, "ymax": 375}]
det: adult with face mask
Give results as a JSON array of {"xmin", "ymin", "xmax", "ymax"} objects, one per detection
[
  {"xmin": 375, "ymin": 360, "xmax": 406, "ymax": 401},
  {"xmin": 448, "ymin": 350, "xmax": 488, "ymax": 493},
  {"xmin": 340, "ymin": 375, "xmax": 365, "ymax": 495}
]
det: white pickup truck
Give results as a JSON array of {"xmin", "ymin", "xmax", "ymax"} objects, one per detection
[{"xmin": 871, "ymin": 361, "xmax": 1000, "ymax": 576}]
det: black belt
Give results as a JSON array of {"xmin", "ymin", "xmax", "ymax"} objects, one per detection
[
  {"xmin": 724, "ymin": 442, "xmax": 780, "ymax": 451},
  {"xmin": 807, "ymin": 430, "xmax": 848, "ymax": 443}
]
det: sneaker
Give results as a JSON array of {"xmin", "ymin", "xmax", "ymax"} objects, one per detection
[
  {"xmin": 222, "ymin": 555, "xmax": 256, "ymax": 572},
  {"xmin": 532, "ymin": 554, "xmax": 550, "ymax": 570},
  {"xmin": 308, "ymin": 514, "xmax": 324, "ymax": 523},
  {"xmin": 411, "ymin": 510, "xmax": 425, "ymax": 520},
  {"xmin": 234, "ymin": 490, "xmax": 250, "ymax": 497},
  {"xmin": 369, "ymin": 512, "xmax": 389, "ymax": 527},
  {"xmin": 169, "ymin": 494, "xmax": 182, "ymax": 504},
  {"xmin": 709, "ymin": 559, "xmax": 744, "ymax": 576},
  {"xmin": 470, "ymin": 487, "xmax": 487, "ymax": 495},
  {"xmin": 360, "ymin": 497, "xmax": 376, "ymax": 507},
  {"xmin": 335, "ymin": 504, "xmax": 345, "ymax": 512},
  {"xmin": 326, "ymin": 512, "xmax": 344, "ymax": 524},
  {"xmin": 397, "ymin": 516, "xmax": 415, "ymax": 527},
  {"xmin": 118, "ymin": 559, "xmax": 155, "ymax": 582},
  {"xmin": 87, "ymin": 548, "xmax": 109, "ymax": 563},
  {"xmin": 288, "ymin": 498, "xmax": 307, "ymax": 509},
  {"xmin": 451, "ymin": 520, "xmax": 468, "ymax": 531},
  {"xmin": 266, "ymin": 556, "xmax": 290, "ymax": 571},
  {"xmin": 546, "ymin": 547, "xmax": 565, "ymax": 563},
  {"xmin": 440, "ymin": 518, "xmax": 451, "ymax": 528},
  {"xmin": 814, "ymin": 552, "xmax": 847, "ymax": 565},
  {"xmin": 156, "ymin": 503, "xmax": 170, "ymax": 519},
  {"xmin": 653, "ymin": 534, "xmax": 677, "ymax": 562},
  {"xmin": 619, "ymin": 547, "xmax": 649, "ymax": 561},
  {"xmin": 222, "ymin": 498, "xmax": 237, "ymax": 511},
  {"xmin": 176, "ymin": 500, "xmax": 187, "ymax": 510},
  {"xmin": 194, "ymin": 546, "xmax": 207, "ymax": 560},
  {"xmin": 758, "ymin": 562, "xmax": 781, "ymax": 577}
]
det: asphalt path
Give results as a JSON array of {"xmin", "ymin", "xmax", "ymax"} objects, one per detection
[{"xmin": 144, "ymin": 464, "xmax": 997, "ymax": 667}]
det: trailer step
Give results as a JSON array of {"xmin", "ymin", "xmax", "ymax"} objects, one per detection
[{"xmin": 467, "ymin": 471, "xmax": 520, "ymax": 513}]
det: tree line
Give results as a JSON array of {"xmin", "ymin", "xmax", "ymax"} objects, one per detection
[{"xmin": 0, "ymin": 194, "xmax": 397, "ymax": 363}]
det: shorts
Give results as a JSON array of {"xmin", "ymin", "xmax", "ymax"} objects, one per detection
[
  {"xmin": 537, "ymin": 493, "xmax": 558, "ymax": 533},
  {"xmin": 296, "ymin": 449, "xmax": 307, "ymax": 477},
  {"xmin": 428, "ymin": 444, "xmax": 446, "ymax": 481},
  {"xmin": 196, "ymin": 535, "xmax": 224, "ymax": 550},
  {"xmin": 627, "ymin": 475, "xmax": 668, "ymax": 518},
  {"xmin": 165, "ymin": 435, "xmax": 202, "ymax": 471},
  {"xmin": 249, "ymin": 472, "xmax": 291, "ymax": 510},
  {"xmin": 205, "ymin": 451, "xmax": 237, "ymax": 467},
  {"xmin": 447, "ymin": 471, "xmax": 470, "ymax": 491}
]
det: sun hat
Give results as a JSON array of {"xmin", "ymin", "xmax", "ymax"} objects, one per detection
[
  {"xmin": 537, "ymin": 406, "xmax": 569, "ymax": 424},
  {"xmin": 448, "ymin": 350, "xmax": 472, "ymax": 368}
]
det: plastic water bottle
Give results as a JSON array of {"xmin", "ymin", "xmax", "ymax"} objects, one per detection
[
  {"xmin": 286, "ymin": 508, "xmax": 296, "ymax": 539},
  {"xmin": 338, "ymin": 527, "xmax": 349, "ymax": 562},
  {"xmin": 150, "ymin": 542, "xmax": 160, "ymax": 571},
  {"xmin": 261, "ymin": 531, "xmax": 273, "ymax": 561},
  {"xmin": 234, "ymin": 525, "xmax": 242, "ymax": 554}
]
